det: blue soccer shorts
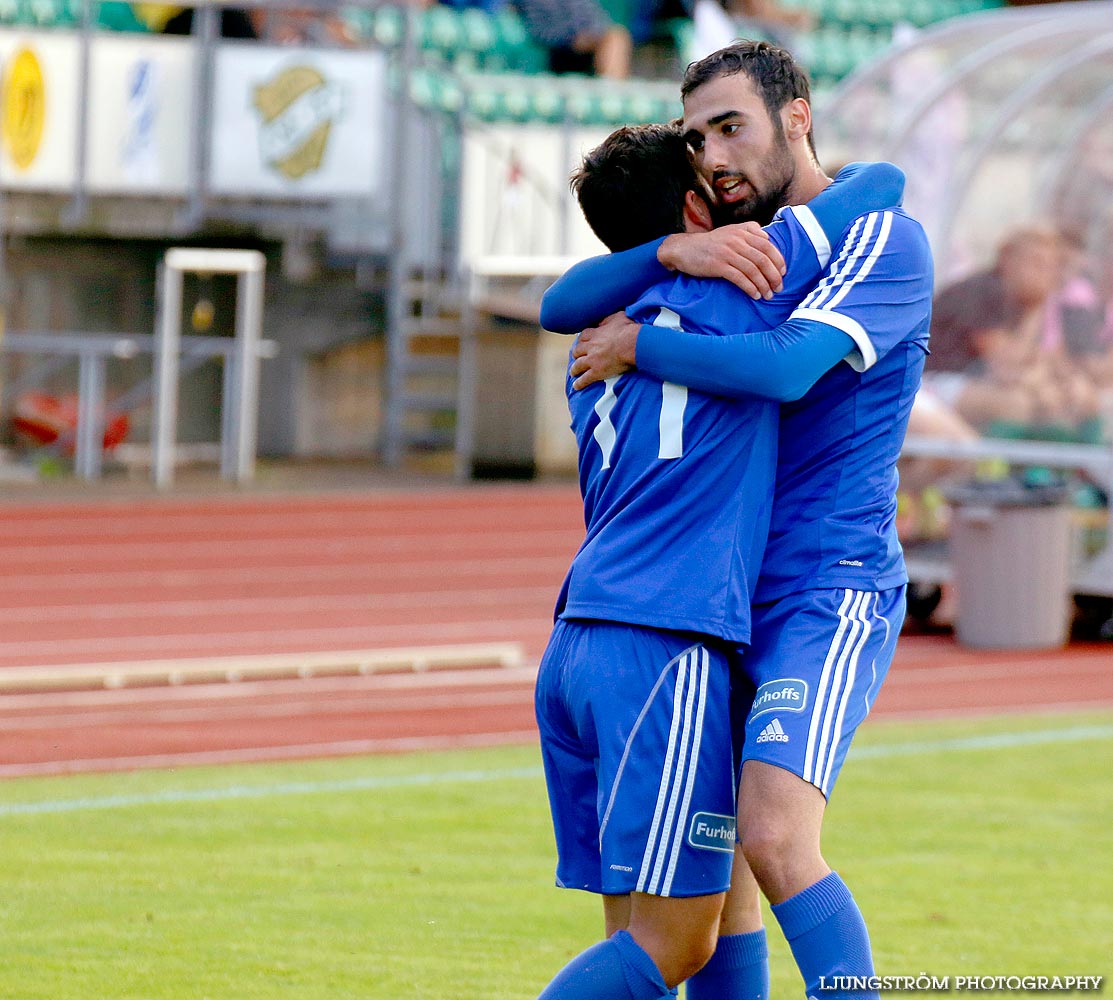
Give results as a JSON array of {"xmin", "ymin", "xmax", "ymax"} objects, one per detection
[
  {"xmin": 737, "ymin": 586, "xmax": 906, "ymax": 799},
  {"xmin": 535, "ymin": 618, "xmax": 741, "ymax": 899}
]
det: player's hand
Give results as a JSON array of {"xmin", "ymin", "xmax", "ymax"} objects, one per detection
[
  {"xmin": 570, "ymin": 311, "xmax": 639, "ymax": 390},
  {"xmin": 657, "ymin": 223, "xmax": 786, "ymax": 299}
]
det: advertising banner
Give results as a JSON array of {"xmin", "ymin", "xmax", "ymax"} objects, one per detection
[
  {"xmin": 0, "ymin": 30, "xmax": 80, "ymax": 191},
  {"xmin": 460, "ymin": 123, "xmax": 607, "ymax": 268},
  {"xmin": 208, "ymin": 44, "xmax": 386, "ymax": 198},
  {"xmin": 86, "ymin": 34, "xmax": 194, "ymax": 195}
]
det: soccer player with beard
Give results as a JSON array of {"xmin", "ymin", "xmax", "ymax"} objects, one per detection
[{"xmin": 540, "ymin": 40, "xmax": 934, "ymax": 1000}]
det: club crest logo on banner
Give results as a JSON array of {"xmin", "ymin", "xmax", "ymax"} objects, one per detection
[{"xmin": 252, "ymin": 64, "xmax": 343, "ymax": 181}]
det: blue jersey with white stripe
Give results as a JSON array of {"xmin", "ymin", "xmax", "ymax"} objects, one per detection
[
  {"xmin": 755, "ymin": 207, "xmax": 933, "ymax": 601},
  {"xmin": 556, "ymin": 205, "xmax": 831, "ymax": 642}
]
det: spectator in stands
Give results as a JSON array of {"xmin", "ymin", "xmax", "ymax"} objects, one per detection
[
  {"xmin": 927, "ymin": 225, "xmax": 1103, "ymax": 440},
  {"xmin": 157, "ymin": 0, "xmax": 356, "ymax": 43},
  {"xmin": 1053, "ymin": 231, "xmax": 1113, "ymax": 384},
  {"xmin": 508, "ymin": 0, "xmax": 633, "ymax": 77},
  {"xmin": 689, "ymin": 0, "xmax": 814, "ymax": 61},
  {"xmin": 247, "ymin": 3, "xmax": 360, "ymax": 45},
  {"xmin": 626, "ymin": 0, "xmax": 694, "ymax": 45},
  {"xmin": 929, "ymin": 225, "xmax": 1058, "ymax": 373},
  {"xmin": 154, "ymin": 3, "xmax": 259, "ymax": 38},
  {"xmin": 439, "ymin": 0, "xmax": 506, "ymax": 9}
]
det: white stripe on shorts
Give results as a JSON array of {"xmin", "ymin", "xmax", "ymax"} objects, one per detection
[
  {"xmin": 637, "ymin": 645, "xmax": 709, "ymax": 896},
  {"xmin": 804, "ymin": 590, "xmax": 871, "ymax": 793},
  {"xmin": 818, "ymin": 593, "xmax": 874, "ymax": 794},
  {"xmin": 661, "ymin": 646, "xmax": 708, "ymax": 896}
]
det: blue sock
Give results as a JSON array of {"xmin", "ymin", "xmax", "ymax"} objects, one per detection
[
  {"xmin": 538, "ymin": 929, "xmax": 671, "ymax": 1000},
  {"xmin": 771, "ymin": 872, "xmax": 878, "ymax": 1000},
  {"xmin": 685, "ymin": 929, "xmax": 769, "ymax": 1000}
]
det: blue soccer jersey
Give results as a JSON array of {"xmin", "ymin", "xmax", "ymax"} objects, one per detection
[
  {"xmin": 541, "ymin": 169, "xmax": 927, "ymax": 613},
  {"xmin": 754, "ymin": 208, "xmax": 933, "ymax": 601},
  {"xmin": 557, "ymin": 203, "xmax": 853, "ymax": 643}
]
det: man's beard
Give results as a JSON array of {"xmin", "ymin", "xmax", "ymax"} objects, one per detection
[
  {"xmin": 707, "ymin": 129, "xmax": 795, "ymax": 227},
  {"xmin": 709, "ymin": 174, "xmax": 793, "ymax": 227}
]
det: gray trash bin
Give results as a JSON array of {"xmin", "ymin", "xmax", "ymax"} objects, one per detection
[{"xmin": 945, "ymin": 479, "xmax": 1073, "ymax": 650}]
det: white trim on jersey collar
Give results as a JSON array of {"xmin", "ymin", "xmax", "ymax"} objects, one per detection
[{"xmin": 786, "ymin": 204, "xmax": 832, "ymax": 270}]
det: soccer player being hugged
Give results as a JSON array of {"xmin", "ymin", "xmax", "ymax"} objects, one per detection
[
  {"xmin": 541, "ymin": 40, "xmax": 934, "ymax": 1000},
  {"xmin": 532, "ymin": 114, "xmax": 908, "ymax": 999}
]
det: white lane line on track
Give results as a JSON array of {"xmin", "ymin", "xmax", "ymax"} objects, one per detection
[
  {"xmin": 0, "ymin": 529, "xmax": 582, "ymax": 566},
  {"xmin": 2, "ymin": 722, "xmax": 1111, "ymax": 813},
  {"xmin": 0, "ymin": 687, "xmax": 537, "ymax": 731},
  {"xmin": 0, "ymin": 556, "xmax": 572, "ymax": 594},
  {"xmin": 884, "ymin": 656, "xmax": 1113, "ymax": 682},
  {"xmin": 0, "ymin": 586, "xmax": 559, "ymax": 625},
  {"xmin": 0, "ymin": 493, "xmax": 582, "ymax": 539},
  {"xmin": 885, "ymin": 650, "xmax": 1113, "ymax": 681},
  {"xmin": 0, "ymin": 617, "xmax": 553, "ymax": 660}
]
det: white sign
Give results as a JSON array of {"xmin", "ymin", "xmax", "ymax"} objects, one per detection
[
  {"xmin": 86, "ymin": 34, "xmax": 194, "ymax": 195},
  {"xmin": 0, "ymin": 30, "xmax": 80, "ymax": 191},
  {"xmin": 460, "ymin": 123, "xmax": 607, "ymax": 269},
  {"xmin": 209, "ymin": 44, "xmax": 386, "ymax": 197}
]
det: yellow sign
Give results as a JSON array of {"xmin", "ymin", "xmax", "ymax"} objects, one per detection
[
  {"xmin": 2, "ymin": 48, "xmax": 46, "ymax": 171},
  {"xmin": 253, "ymin": 65, "xmax": 342, "ymax": 181}
]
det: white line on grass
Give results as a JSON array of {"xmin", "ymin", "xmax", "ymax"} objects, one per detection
[
  {"xmin": 2, "ymin": 722, "xmax": 1112, "ymax": 818},
  {"xmin": 849, "ymin": 723, "xmax": 1113, "ymax": 758},
  {"xmin": 0, "ymin": 766, "xmax": 544, "ymax": 816}
]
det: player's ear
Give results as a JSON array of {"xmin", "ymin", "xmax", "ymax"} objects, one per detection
[
  {"xmin": 683, "ymin": 189, "xmax": 714, "ymax": 233},
  {"xmin": 782, "ymin": 98, "xmax": 812, "ymax": 143}
]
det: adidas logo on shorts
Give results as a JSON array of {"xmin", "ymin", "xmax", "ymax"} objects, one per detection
[{"xmin": 756, "ymin": 718, "xmax": 789, "ymax": 744}]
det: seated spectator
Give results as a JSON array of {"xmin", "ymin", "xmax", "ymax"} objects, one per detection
[
  {"xmin": 440, "ymin": 0, "xmax": 506, "ymax": 9},
  {"xmin": 951, "ymin": 313, "xmax": 1099, "ymax": 436},
  {"xmin": 247, "ymin": 4, "xmax": 359, "ymax": 45},
  {"xmin": 158, "ymin": 0, "xmax": 356, "ymax": 42},
  {"xmin": 929, "ymin": 225, "xmax": 1059, "ymax": 373},
  {"xmin": 926, "ymin": 224, "xmax": 1104, "ymax": 441},
  {"xmin": 689, "ymin": 0, "xmax": 813, "ymax": 61},
  {"xmin": 626, "ymin": 0, "xmax": 694, "ymax": 45},
  {"xmin": 156, "ymin": 4, "xmax": 259, "ymax": 38},
  {"xmin": 1053, "ymin": 230, "xmax": 1113, "ymax": 396},
  {"xmin": 509, "ymin": 0, "xmax": 633, "ymax": 77}
]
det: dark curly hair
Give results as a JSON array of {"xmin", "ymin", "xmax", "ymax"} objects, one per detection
[{"xmin": 570, "ymin": 122, "xmax": 700, "ymax": 253}]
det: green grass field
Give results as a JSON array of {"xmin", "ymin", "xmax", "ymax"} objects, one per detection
[{"xmin": 1, "ymin": 710, "xmax": 1110, "ymax": 999}]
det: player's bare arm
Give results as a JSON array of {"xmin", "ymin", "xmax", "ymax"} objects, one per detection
[
  {"xmin": 570, "ymin": 311, "xmax": 640, "ymax": 389},
  {"xmin": 658, "ymin": 223, "xmax": 786, "ymax": 299}
]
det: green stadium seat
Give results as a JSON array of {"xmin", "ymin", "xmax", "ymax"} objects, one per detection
[
  {"xmin": 459, "ymin": 8, "xmax": 496, "ymax": 57},
  {"xmin": 422, "ymin": 5, "xmax": 463, "ymax": 56},
  {"xmin": 372, "ymin": 4, "xmax": 404, "ymax": 47},
  {"xmin": 95, "ymin": 1, "xmax": 151, "ymax": 31}
]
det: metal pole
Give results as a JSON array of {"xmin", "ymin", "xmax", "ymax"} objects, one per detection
[
  {"xmin": 153, "ymin": 261, "xmax": 183, "ymax": 489},
  {"xmin": 220, "ymin": 337, "xmax": 238, "ymax": 478},
  {"xmin": 231, "ymin": 265, "xmax": 265, "ymax": 482},
  {"xmin": 383, "ymin": 4, "xmax": 418, "ymax": 466},
  {"xmin": 181, "ymin": 0, "xmax": 218, "ymax": 231},
  {"xmin": 74, "ymin": 349, "xmax": 106, "ymax": 480},
  {"xmin": 63, "ymin": 0, "xmax": 93, "ymax": 227}
]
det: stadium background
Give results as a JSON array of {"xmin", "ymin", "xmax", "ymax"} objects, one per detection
[{"xmin": 0, "ymin": 1, "xmax": 1109, "ymax": 991}]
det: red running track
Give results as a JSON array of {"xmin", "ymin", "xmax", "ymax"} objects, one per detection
[{"xmin": 0, "ymin": 483, "xmax": 1110, "ymax": 777}]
